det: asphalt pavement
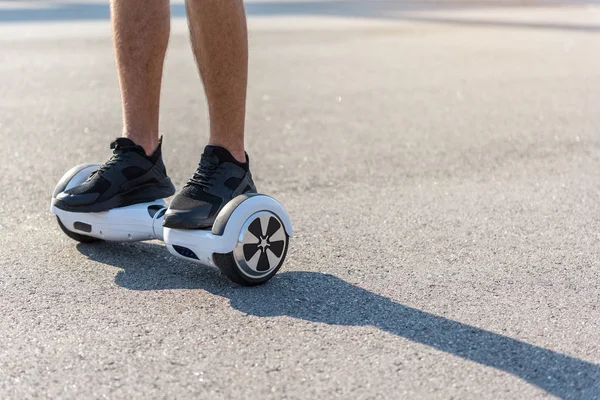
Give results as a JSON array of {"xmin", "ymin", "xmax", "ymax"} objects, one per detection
[{"xmin": 1, "ymin": 1, "xmax": 600, "ymax": 399}]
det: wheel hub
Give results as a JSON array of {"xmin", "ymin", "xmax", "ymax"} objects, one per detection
[{"xmin": 233, "ymin": 211, "xmax": 288, "ymax": 279}]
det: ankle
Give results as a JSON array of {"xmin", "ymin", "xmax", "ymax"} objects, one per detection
[
  {"xmin": 228, "ymin": 150, "xmax": 247, "ymax": 164},
  {"xmin": 207, "ymin": 141, "xmax": 246, "ymax": 163},
  {"xmin": 123, "ymin": 132, "xmax": 158, "ymax": 157}
]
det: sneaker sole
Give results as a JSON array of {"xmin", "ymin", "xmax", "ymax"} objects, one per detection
[{"xmin": 53, "ymin": 180, "xmax": 176, "ymax": 213}]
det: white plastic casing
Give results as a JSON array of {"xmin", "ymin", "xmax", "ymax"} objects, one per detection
[
  {"xmin": 164, "ymin": 195, "xmax": 293, "ymax": 268},
  {"xmin": 52, "ymin": 201, "xmax": 167, "ymax": 242}
]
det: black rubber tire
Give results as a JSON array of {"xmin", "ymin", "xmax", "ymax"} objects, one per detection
[
  {"xmin": 56, "ymin": 216, "xmax": 101, "ymax": 244},
  {"xmin": 213, "ymin": 235, "xmax": 289, "ymax": 286}
]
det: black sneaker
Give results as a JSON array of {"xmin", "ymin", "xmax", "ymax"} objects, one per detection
[
  {"xmin": 53, "ymin": 137, "xmax": 176, "ymax": 212},
  {"xmin": 163, "ymin": 145, "xmax": 257, "ymax": 229}
]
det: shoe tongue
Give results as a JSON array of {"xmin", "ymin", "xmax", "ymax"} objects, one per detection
[{"xmin": 110, "ymin": 138, "xmax": 145, "ymax": 155}]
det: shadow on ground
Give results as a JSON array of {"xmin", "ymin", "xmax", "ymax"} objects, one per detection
[
  {"xmin": 0, "ymin": 1, "xmax": 599, "ymax": 32},
  {"xmin": 77, "ymin": 241, "xmax": 600, "ymax": 399}
]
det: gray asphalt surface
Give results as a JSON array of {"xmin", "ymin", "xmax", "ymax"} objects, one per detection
[{"xmin": 1, "ymin": 1, "xmax": 600, "ymax": 399}]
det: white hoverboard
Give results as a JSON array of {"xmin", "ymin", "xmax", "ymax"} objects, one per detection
[{"xmin": 50, "ymin": 164, "xmax": 293, "ymax": 286}]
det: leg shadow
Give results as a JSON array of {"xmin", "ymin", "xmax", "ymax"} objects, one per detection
[{"xmin": 77, "ymin": 241, "xmax": 600, "ymax": 399}]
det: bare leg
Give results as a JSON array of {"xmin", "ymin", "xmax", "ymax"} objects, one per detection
[
  {"xmin": 110, "ymin": 0, "xmax": 170, "ymax": 155},
  {"xmin": 186, "ymin": 0, "xmax": 248, "ymax": 163}
]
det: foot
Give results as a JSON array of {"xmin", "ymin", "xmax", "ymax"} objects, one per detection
[
  {"xmin": 53, "ymin": 137, "xmax": 176, "ymax": 212},
  {"xmin": 163, "ymin": 145, "xmax": 257, "ymax": 229}
]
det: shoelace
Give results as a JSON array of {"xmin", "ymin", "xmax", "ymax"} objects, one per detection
[
  {"xmin": 94, "ymin": 152, "xmax": 127, "ymax": 176},
  {"xmin": 92, "ymin": 140, "xmax": 136, "ymax": 177},
  {"xmin": 187, "ymin": 156, "xmax": 219, "ymax": 189}
]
